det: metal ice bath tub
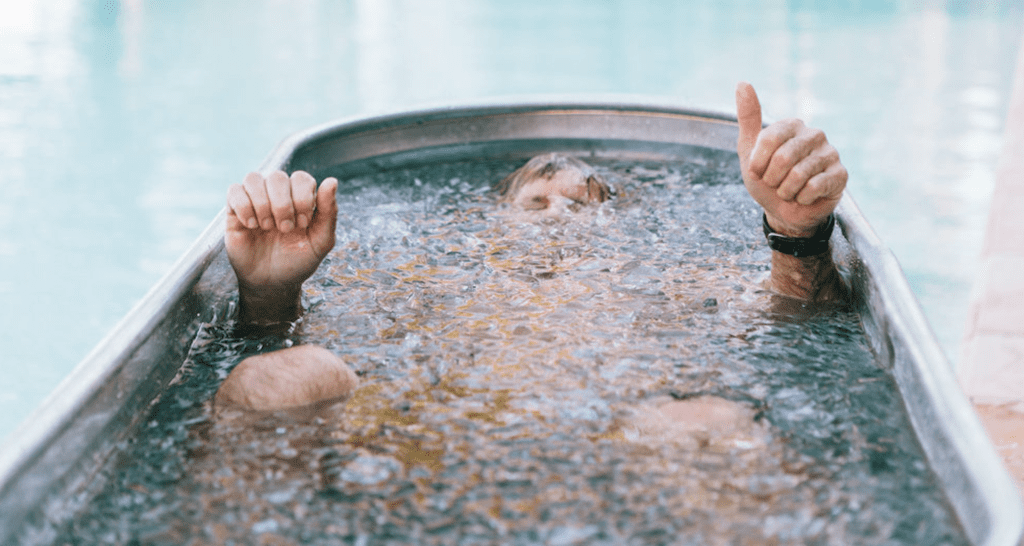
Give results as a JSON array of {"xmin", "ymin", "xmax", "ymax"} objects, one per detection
[{"xmin": 0, "ymin": 102, "xmax": 1020, "ymax": 545}]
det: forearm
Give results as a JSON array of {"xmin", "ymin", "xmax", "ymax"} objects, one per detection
[
  {"xmin": 763, "ymin": 212, "xmax": 845, "ymax": 302},
  {"xmin": 237, "ymin": 281, "xmax": 304, "ymax": 330},
  {"xmin": 769, "ymin": 248, "xmax": 844, "ymax": 302}
]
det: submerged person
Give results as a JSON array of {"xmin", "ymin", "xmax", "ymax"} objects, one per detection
[{"xmin": 216, "ymin": 83, "xmax": 848, "ymax": 412}]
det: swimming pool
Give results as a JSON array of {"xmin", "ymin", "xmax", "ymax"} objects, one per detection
[{"xmin": 0, "ymin": 0, "xmax": 1021, "ymax": 442}]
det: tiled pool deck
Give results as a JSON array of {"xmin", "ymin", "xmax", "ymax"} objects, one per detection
[{"xmin": 959, "ymin": 41, "xmax": 1024, "ymax": 495}]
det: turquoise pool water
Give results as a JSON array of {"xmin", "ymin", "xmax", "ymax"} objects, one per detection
[{"xmin": 0, "ymin": 0, "xmax": 1021, "ymax": 441}]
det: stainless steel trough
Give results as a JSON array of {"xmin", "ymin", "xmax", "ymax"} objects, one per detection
[{"xmin": 0, "ymin": 102, "xmax": 1021, "ymax": 545}]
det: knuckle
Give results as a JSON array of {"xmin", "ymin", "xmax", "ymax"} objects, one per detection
[
  {"xmin": 814, "ymin": 152, "xmax": 833, "ymax": 172},
  {"xmin": 246, "ymin": 190, "xmax": 269, "ymax": 209},
  {"xmin": 790, "ymin": 161, "xmax": 813, "ymax": 181},
  {"xmin": 242, "ymin": 172, "xmax": 264, "ymax": 189},
  {"xmin": 294, "ymin": 178, "xmax": 316, "ymax": 198},
  {"xmin": 267, "ymin": 170, "xmax": 289, "ymax": 185},
  {"xmin": 835, "ymin": 165, "xmax": 849, "ymax": 183},
  {"xmin": 774, "ymin": 148, "xmax": 796, "ymax": 166},
  {"xmin": 794, "ymin": 131, "xmax": 822, "ymax": 154},
  {"xmin": 806, "ymin": 127, "xmax": 826, "ymax": 143},
  {"xmin": 805, "ymin": 175, "xmax": 824, "ymax": 192},
  {"xmin": 760, "ymin": 130, "xmax": 786, "ymax": 149},
  {"xmin": 823, "ymin": 146, "xmax": 840, "ymax": 163},
  {"xmin": 298, "ymin": 176, "xmax": 317, "ymax": 191},
  {"xmin": 291, "ymin": 170, "xmax": 315, "ymax": 184},
  {"xmin": 227, "ymin": 191, "xmax": 250, "ymax": 211}
]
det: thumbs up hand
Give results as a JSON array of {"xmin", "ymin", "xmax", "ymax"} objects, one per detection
[{"xmin": 735, "ymin": 82, "xmax": 847, "ymax": 237}]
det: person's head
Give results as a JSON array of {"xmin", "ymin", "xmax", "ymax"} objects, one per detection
[{"xmin": 495, "ymin": 153, "xmax": 611, "ymax": 212}]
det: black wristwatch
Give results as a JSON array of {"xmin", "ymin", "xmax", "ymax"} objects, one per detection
[{"xmin": 762, "ymin": 213, "xmax": 835, "ymax": 257}]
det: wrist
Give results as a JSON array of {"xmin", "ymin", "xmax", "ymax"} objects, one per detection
[
  {"xmin": 763, "ymin": 212, "xmax": 817, "ymax": 238},
  {"xmin": 762, "ymin": 212, "xmax": 835, "ymax": 258},
  {"xmin": 237, "ymin": 280, "xmax": 304, "ymax": 327}
]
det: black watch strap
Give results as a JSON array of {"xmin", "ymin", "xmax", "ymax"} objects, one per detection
[{"xmin": 762, "ymin": 213, "xmax": 835, "ymax": 257}]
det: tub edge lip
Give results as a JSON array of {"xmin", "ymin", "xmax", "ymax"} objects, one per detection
[
  {"xmin": 258, "ymin": 96, "xmax": 746, "ymax": 173},
  {"xmin": 838, "ymin": 194, "xmax": 1024, "ymax": 546}
]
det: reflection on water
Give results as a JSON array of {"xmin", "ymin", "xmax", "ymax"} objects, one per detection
[{"xmin": 28, "ymin": 156, "xmax": 966, "ymax": 545}]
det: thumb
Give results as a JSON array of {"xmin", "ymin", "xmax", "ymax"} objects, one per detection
[
  {"xmin": 309, "ymin": 177, "xmax": 338, "ymax": 256},
  {"xmin": 735, "ymin": 82, "xmax": 762, "ymax": 166}
]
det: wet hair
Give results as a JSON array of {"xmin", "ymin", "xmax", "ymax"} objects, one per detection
[{"xmin": 495, "ymin": 153, "xmax": 611, "ymax": 204}]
